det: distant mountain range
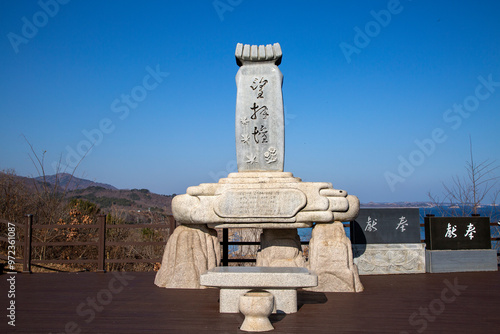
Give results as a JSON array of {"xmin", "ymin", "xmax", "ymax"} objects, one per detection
[
  {"xmin": 3, "ymin": 171, "xmax": 442, "ymax": 217},
  {"xmin": 0, "ymin": 172, "xmax": 172, "ymax": 218},
  {"xmin": 33, "ymin": 173, "xmax": 172, "ymax": 215},
  {"xmin": 361, "ymin": 201, "xmax": 436, "ymax": 208},
  {"xmin": 35, "ymin": 173, "xmax": 117, "ymax": 191}
]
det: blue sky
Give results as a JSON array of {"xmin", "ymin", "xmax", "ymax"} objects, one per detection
[{"xmin": 1, "ymin": 0, "xmax": 499, "ymax": 203}]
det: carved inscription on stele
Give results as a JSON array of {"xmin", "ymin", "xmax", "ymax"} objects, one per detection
[{"xmin": 214, "ymin": 189, "xmax": 306, "ymax": 218}]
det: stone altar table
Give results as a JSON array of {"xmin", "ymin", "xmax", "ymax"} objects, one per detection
[
  {"xmin": 200, "ymin": 266, "xmax": 317, "ymax": 314},
  {"xmin": 155, "ymin": 43, "xmax": 363, "ymax": 293}
]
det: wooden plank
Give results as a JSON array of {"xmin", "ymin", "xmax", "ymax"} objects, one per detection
[
  {"xmin": 0, "ymin": 220, "xmax": 24, "ymax": 228},
  {"xmin": 106, "ymin": 223, "xmax": 172, "ymax": 229},
  {"xmin": 105, "ymin": 258, "xmax": 162, "ymax": 263},
  {"xmin": 31, "ymin": 241, "xmax": 98, "ymax": 247},
  {"xmin": 31, "ymin": 224, "xmax": 99, "ymax": 229},
  {"xmin": 29, "ymin": 258, "xmax": 162, "ymax": 265},
  {"xmin": 3, "ymin": 270, "xmax": 499, "ymax": 333},
  {"xmin": 31, "ymin": 259, "xmax": 98, "ymax": 264},
  {"xmin": 29, "ymin": 223, "xmax": 171, "ymax": 230},
  {"xmin": 106, "ymin": 241, "xmax": 167, "ymax": 246},
  {"xmin": 25, "ymin": 223, "xmax": 173, "ymax": 229},
  {"xmin": 0, "ymin": 254, "xmax": 22, "ymax": 263}
]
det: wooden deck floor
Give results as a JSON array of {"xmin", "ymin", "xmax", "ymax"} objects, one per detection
[{"xmin": 1, "ymin": 270, "xmax": 499, "ymax": 333}]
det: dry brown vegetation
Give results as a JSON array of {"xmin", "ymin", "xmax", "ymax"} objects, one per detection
[{"xmin": 0, "ymin": 170, "xmax": 172, "ymax": 273}]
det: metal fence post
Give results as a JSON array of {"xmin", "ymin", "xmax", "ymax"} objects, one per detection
[
  {"xmin": 167, "ymin": 215, "xmax": 176, "ymax": 235},
  {"xmin": 22, "ymin": 214, "xmax": 33, "ymax": 274},
  {"xmin": 97, "ymin": 214, "xmax": 106, "ymax": 273},
  {"xmin": 222, "ymin": 228, "xmax": 228, "ymax": 266}
]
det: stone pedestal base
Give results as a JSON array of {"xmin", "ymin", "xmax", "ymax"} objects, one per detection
[
  {"xmin": 256, "ymin": 229, "xmax": 306, "ymax": 267},
  {"xmin": 200, "ymin": 266, "xmax": 317, "ymax": 313},
  {"xmin": 307, "ymin": 222, "xmax": 363, "ymax": 292},
  {"xmin": 353, "ymin": 243, "xmax": 426, "ymax": 275},
  {"xmin": 154, "ymin": 224, "xmax": 220, "ymax": 289},
  {"xmin": 426, "ymin": 249, "xmax": 498, "ymax": 273}
]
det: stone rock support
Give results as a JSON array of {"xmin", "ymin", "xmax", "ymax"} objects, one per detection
[
  {"xmin": 154, "ymin": 224, "xmax": 220, "ymax": 289},
  {"xmin": 307, "ymin": 222, "xmax": 363, "ymax": 292},
  {"xmin": 256, "ymin": 229, "xmax": 306, "ymax": 267}
]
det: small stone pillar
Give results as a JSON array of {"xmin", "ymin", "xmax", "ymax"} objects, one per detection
[
  {"xmin": 307, "ymin": 222, "xmax": 363, "ymax": 292},
  {"xmin": 154, "ymin": 224, "xmax": 220, "ymax": 289},
  {"xmin": 235, "ymin": 43, "xmax": 284, "ymax": 172}
]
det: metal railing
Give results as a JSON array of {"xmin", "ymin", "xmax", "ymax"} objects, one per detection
[
  {"xmin": 220, "ymin": 223, "xmax": 351, "ymax": 265},
  {"xmin": 1, "ymin": 216, "xmax": 498, "ymax": 273}
]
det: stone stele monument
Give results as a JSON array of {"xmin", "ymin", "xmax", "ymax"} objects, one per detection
[{"xmin": 155, "ymin": 43, "xmax": 363, "ymax": 292}]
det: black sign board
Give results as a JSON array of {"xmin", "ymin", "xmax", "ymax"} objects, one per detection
[
  {"xmin": 424, "ymin": 216, "xmax": 491, "ymax": 250},
  {"xmin": 350, "ymin": 208, "xmax": 421, "ymax": 244}
]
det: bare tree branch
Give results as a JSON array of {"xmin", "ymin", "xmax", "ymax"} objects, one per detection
[{"xmin": 429, "ymin": 136, "xmax": 498, "ymax": 216}]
